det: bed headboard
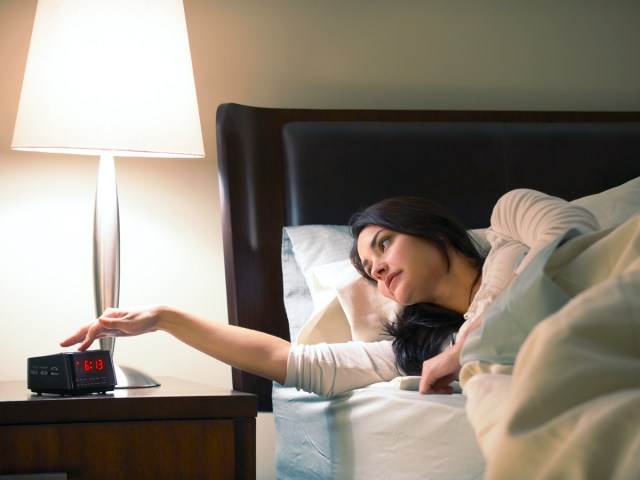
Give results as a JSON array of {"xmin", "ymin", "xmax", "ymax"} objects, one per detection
[{"xmin": 216, "ymin": 103, "xmax": 640, "ymax": 411}]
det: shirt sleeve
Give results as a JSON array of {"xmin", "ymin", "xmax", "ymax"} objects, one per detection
[
  {"xmin": 283, "ymin": 340, "xmax": 400, "ymax": 397},
  {"xmin": 461, "ymin": 188, "xmax": 600, "ymax": 331},
  {"xmin": 490, "ymin": 188, "xmax": 600, "ymax": 274}
]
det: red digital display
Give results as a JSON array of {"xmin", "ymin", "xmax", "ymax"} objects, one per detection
[
  {"xmin": 73, "ymin": 351, "xmax": 113, "ymax": 382},
  {"xmin": 77, "ymin": 359, "xmax": 105, "ymax": 371}
]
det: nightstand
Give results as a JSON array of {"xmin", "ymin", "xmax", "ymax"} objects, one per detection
[{"xmin": 0, "ymin": 377, "xmax": 257, "ymax": 479}]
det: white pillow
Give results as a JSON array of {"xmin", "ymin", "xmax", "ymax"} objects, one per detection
[
  {"xmin": 571, "ymin": 176, "xmax": 640, "ymax": 229},
  {"xmin": 282, "ymin": 225, "xmax": 397, "ymax": 344},
  {"xmin": 297, "ymin": 259, "xmax": 397, "ymax": 345},
  {"xmin": 281, "ymin": 225, "xmax": 352, "ymax": 341}
]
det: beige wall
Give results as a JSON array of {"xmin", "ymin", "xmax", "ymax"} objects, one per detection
[{"xmin": 1, "ymin": 1, "xmax": 638, "ymax": 478}]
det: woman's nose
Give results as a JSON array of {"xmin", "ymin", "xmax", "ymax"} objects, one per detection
[{"xmin": 372, "ymin": 262, "xmax": 387, "ymax": 281}]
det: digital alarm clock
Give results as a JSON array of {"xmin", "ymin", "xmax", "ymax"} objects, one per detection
[{"xmin": 28, "ymin": 350, "xmax": 116, "ymax": 395}]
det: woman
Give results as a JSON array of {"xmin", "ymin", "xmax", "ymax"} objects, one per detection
[
  {"xmin": 349, "ymin": 189, "xmax": 599, "ymax": 394},
  {"xmin": 60, "ymin": 189, "xmax": 599, "ymax": 396},
  {"xmin": 348, "ymin": 195, "xmax": 485, "ymax": 394}
]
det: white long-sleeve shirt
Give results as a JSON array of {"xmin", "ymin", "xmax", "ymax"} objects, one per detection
[
  {"xmin": 283, "ymin": 189, "xmax": 599, "ymax": 397},
  {"xmin": 461, "ymin": 189, "xmax": 599, "ymax": 332}
]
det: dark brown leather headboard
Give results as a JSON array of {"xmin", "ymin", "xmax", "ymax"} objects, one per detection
[{"xmin": 216, "ymin": 103, "xmax": 640, "ymax": 411}]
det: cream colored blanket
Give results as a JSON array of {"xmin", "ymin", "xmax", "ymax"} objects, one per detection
[{"xmin": 460, "ymin": 216, "xmax": 640, "ymax": 480}]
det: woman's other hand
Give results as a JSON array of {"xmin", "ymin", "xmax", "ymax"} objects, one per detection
[
  {"xmin": 60, "ymin": 305, "xmax": 166, "ymax": 351},
  {"xmin": 419, "ymin": 316, "xmax": 483, "ymax": 394},
  {"xmin": 418, "ymin": 344, "xmax": 462, "ymax": 394}
]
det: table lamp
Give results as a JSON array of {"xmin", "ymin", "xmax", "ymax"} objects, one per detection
[{"xmin": 12, "ymin": 0, "xmax": 205, "ymax": 388}]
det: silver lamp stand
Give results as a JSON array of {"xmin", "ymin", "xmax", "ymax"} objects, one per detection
[{"xmin": 93, "ymin": 154, "xmax": 159, "ymax": 389}]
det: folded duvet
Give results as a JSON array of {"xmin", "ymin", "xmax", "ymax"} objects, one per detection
[{"xmin": 461, "ymin": 216, "xmax": 640, "ymax": 479}]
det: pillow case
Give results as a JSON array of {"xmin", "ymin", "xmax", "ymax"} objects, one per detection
[
  {"xmin": 297, "ymin": 258, "xmax": 397, "ymax": 344},
  {"xmin": 570, "ymin": 175, "xmax": 640, "ymax": 229},
  {"xmin": 281, "ymin": 225, "xmax": 353, "ymax": 342}
]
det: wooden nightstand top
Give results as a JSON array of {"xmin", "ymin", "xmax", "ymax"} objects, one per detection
[{"xmin": 0, "ymin": 377, "xmax": 257, "ymax": 426}]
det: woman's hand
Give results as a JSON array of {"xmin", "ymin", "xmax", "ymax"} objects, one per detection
[
  {"xmin": 60, "ymin": 305, "xmax": 166, "ymax": 351},
  {"xmin": 419, "ymin": 317, "xmax": 483, "ymax": 394},
  {"xmin": 418, "ymin": 343, "xmax": 462, "ymax": 394}
]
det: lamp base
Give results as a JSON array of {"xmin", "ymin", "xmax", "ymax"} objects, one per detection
[{"xmin": 114, "ymin": 364, "xmax": 161, "ymax": 389}]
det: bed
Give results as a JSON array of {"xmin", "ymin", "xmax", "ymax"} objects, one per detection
[{"xmin": 216, "ymin": 103, "xmax": 640, "ymax": 479}]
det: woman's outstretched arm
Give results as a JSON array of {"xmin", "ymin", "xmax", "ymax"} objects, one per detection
[{"xmin": 60, "ymin": 305, "xmax": 291, "ymax": 385}]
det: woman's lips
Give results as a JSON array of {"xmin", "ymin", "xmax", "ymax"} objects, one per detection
[{"xmin": 385, "ymin": 272, "xmax": 398, "ymax": 291}]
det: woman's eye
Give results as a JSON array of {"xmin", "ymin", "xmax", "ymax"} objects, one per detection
[{"xmin": 379, "ymin": 237, "xmax": 390, "ymax": 251}]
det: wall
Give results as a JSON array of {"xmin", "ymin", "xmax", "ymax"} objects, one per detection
[{"xmin": 1, "ymin": 1, "xmax": 638, "ymax": 478}]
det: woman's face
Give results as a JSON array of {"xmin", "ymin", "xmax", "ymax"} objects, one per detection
[{"xmin": 356, "ymin": 225, "xmax": 449, "ymax": 306}]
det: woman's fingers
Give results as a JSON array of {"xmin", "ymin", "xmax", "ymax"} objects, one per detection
[
  {"xmin": 60, "ymin": 317, "xmax": 120, "ymax": 350},
  {"xmin": 430, "ymin": 385, "xmax": 454, "ymax": 395},
  {"xmin": 59, "ymin": 325, "xmax": 91, "ymax": 348},
  {"xmin": 61, "ymin": 306, "xmax": 162, "ymax": 351},
  {"xmin": 419, "ymin": 347, "xmax": 461, "ymax": 394},
  {"xmin": 420, "ymin": 373, "xmax": 453, "ymax": 394}
]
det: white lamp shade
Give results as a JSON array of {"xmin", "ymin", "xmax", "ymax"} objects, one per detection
[{"xmin": 12, "ymin": 0, "xmax": 205, "ymax": 158}]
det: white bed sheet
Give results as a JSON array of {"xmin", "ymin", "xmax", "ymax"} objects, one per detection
[{"xmin": 273, "ymin": 382, "xmax": 485, "ymax": 480}]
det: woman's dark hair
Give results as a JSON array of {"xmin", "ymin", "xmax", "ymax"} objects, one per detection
[{"xmin": 348, "ymin": 196, "xmax": 484, "ymax": 375}]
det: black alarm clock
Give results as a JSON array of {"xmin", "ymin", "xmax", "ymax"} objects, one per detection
[{"xmin": 28, "ymin": 350, "xmax": 116, "ymax": 395}]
